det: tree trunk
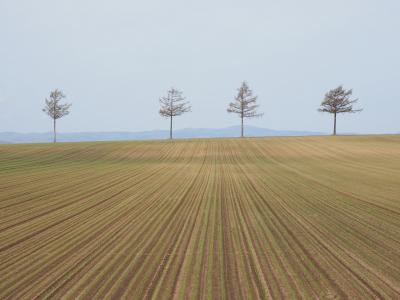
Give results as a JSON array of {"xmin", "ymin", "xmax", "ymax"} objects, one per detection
[
  {"xmin": 333, "ymin": 112, "xmax": 337, "ymax": 136},
  {"xmin": 241, "ymin": 116, "xmax": 244, "ymax": 137},
  {"xmin": 170, "ymin": 115, "xmax": 173, "ymax": 139},
  {"xmin": 53, "ymin": 118, "xmax": 56, "ymax": 143}
]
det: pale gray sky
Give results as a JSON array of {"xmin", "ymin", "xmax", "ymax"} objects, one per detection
[{"xmin": 1, "ymin": 0, "xmax": 399, "ymax": 133}]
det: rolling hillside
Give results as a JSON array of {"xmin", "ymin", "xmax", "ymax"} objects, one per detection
[
  {"xmin": 0, "ymin": 126, "xmax": 324, "ymax": 143},
  {"xmin": 0, "ymin": 135, "xmax": 399, "ymax": 299}
]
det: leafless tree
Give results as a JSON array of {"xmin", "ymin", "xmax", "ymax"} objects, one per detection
[
  {"xmin": 42, "ymin": 89, "xmax": 71, "ymax": 143},
  {"xmin": 227, "ymin": 81, "xmax": 263, "ymax": 137},
  {"xmin": 159, "ymin": 88, "xmax": 191, "ymax": 139},
  {"xmin": 319, "ymin": 86, "xmax": 362, "ymax": 135}
]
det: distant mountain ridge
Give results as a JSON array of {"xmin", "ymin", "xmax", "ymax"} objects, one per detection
[{"xmin": 0, "ymin": 126, "xmax": 325, "ymax": 144}]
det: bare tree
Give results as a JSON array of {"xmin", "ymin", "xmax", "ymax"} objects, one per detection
[
  {"xmin": 159, "ymin": 88, "xmax": 191, "ymax": 139},
  {"xmin": 227, "ymin": 81, "xmax": 263, "ymax": 137},
  {"xmin": 42, "ymin": 89, "xmax": 71, "ymax": 143},
  {"xmin": 319, "ymin": 86, "xmax": 362, "ymax": 135}
]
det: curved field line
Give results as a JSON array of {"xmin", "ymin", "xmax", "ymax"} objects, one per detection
[{"xmin": 0, "ymin": 136, "xmax": 399, "ymax": 299}]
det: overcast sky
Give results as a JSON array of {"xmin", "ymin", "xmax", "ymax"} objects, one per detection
[{"xmin": 1, "ymin": 0, "xmax": 399, "ymax": 133}]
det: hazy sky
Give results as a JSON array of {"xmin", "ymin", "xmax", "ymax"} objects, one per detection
[{"xmin": 1, "ymin": 0, "xmax": 399, "ymax": 133}]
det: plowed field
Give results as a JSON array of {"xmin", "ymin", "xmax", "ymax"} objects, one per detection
[{"xmin": 1, "ymin": 136, "xmax": 400, "ymax": 299}]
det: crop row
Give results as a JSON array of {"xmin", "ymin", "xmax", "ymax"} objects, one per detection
[{"xmin": 0, "ymin": 136, "xmax": 399, "ymax": 299}]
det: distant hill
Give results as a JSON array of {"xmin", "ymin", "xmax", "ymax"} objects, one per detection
[{"xmin": 0, "ymin": 126, "xmax": 325, "ymax": 144}]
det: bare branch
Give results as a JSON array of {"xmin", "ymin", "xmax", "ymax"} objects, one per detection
[
  {"xmin": 159, "ymin": 87, "xmax": 191, "ymax": 139},
  {"xmin": 42, "ymin": 89, "xmax": 72, "ymax": 120},
  {"xmin": 318, "ymin": 86, "xmax": 362, "ymax": 115},
  {"xmin": 42, "ymin": 89, "xmax": 71, "ymax": 143},
  {"xmin": 227, "ymin": 81, "xmax": 263, "ymax": 137},
  {"xmin": 318, "ymin": 85, "xmax": 362, "ymax": 135}
]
